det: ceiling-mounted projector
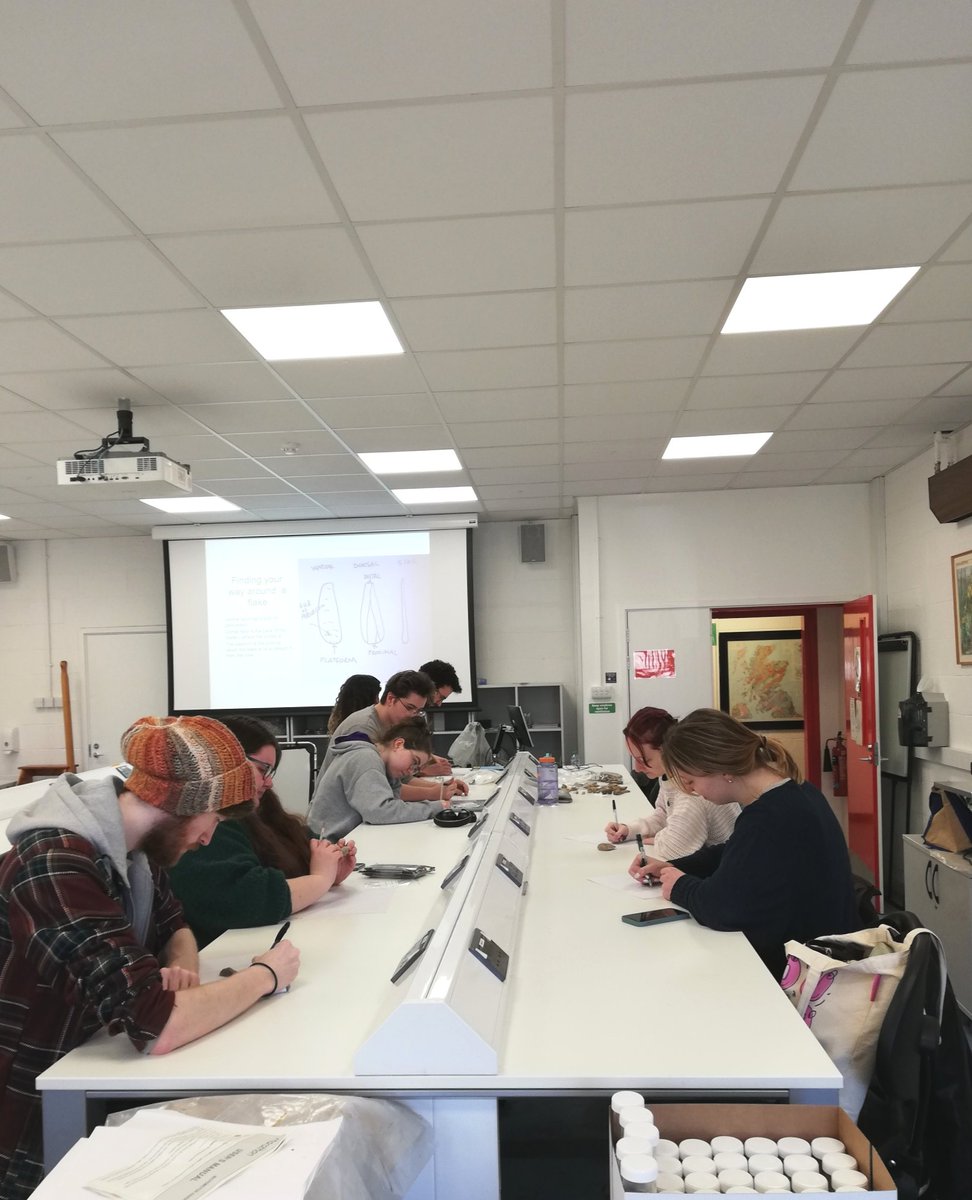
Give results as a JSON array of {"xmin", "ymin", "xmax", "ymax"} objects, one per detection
[{"xmin": 56, "ymin": 402, "xmax": 192, "ymax": 495}]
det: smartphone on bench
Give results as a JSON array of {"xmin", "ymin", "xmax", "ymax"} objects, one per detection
[{"xmin": 621, "ymin": 907, "xmax": 690, "ymax": 927}]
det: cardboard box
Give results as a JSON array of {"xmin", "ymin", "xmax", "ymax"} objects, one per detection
[{"xmin": 609, "ymin": 1104, "xmax": 895, "ymax": 1198}]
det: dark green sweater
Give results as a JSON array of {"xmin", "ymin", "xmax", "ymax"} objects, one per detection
[{"xmin": 168, "ymin": 820, "xmax": 292, "ymax": 948}]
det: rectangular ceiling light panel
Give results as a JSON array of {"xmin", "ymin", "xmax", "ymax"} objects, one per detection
[
  {"xmin": 663, "ymin": 432, "xmax": 772, "ymax": 459},
  {"xmin": 722, "ymin": 267, "xmax": 920, "ymax": 334},
  {"xmin": 222, "ymin": 301, "xmax": 403, "ymax": 360}
]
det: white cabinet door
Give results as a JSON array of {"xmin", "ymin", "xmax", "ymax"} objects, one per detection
[{"xmin": 903, "ymin": 835, "xmax": 972, "ymax": 1018}]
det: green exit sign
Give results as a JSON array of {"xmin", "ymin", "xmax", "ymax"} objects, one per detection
[{"xmin": 588, "ymin": 702, "xmax": 616, "ymax": 714}]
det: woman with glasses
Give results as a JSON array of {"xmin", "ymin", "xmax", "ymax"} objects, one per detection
[
  {"xmin": 168, "ymin": 715, "xmax": 357, "ymax": 947},
  {"xmin": 604, "ymin": 706, "xmax": 739, "ymax": 861},
  {"xmin": 308, "ymin": 717, "xmax": 449, "ymax": 842}
]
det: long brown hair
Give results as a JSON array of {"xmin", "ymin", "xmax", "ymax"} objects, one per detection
[
  {"xmin": 220, "ymin": 715, "xmax": 311, "ymax": 877},
  {"xmin": 661, "ymin": 707, "xmax": 801, "ymax": 790}
]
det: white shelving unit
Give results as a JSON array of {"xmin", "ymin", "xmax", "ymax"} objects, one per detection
[{"xmin": 476, "ymin": 683, "xmax": 565, "ymax": 762}]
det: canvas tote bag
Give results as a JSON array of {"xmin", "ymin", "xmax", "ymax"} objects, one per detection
[{"xmin": 781, "ymin": 924, "xmax": 931, "ymax": 1119}]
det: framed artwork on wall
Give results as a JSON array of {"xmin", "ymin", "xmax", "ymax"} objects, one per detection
[
  {"xmin": 718, "ymin": 629, "xmax": 804, "ymax": 729},
  {"xmin": 951, "ymin": 549, "xmax": 972, "ymax": 665}
]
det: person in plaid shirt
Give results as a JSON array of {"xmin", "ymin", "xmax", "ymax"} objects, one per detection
[{"xmin": 0, "ymin": 715, "xmax": 301, "ymax": 1200}]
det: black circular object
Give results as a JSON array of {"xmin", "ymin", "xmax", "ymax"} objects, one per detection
[{"xmin": 434, "ymin": 809, "xmax": 476, "ymax": 828}]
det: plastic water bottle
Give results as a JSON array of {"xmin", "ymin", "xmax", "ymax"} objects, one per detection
[{"xmin": 536, "ymin": 755, "xmax": 559, "ymax": 804}]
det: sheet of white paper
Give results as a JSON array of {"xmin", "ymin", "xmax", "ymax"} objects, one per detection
[
  {"xmin": 311, "ymin": 882, "xmax": 395, "ymax": 915},
  {"xmin": 586, "ymin": 872, "xmax": 661, "ymax": 894},
  {"xmin": 33, "ymin": 1110, "xmax": 341, "ymax": 1200},
  {"xmin": 564, "ymin": 832, "xmax": 612, "ymax": 844}
]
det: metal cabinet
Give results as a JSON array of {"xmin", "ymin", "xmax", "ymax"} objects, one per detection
[{"xmin": 903, "ymin": 833, "xmax": 972, "ymax": 1018}]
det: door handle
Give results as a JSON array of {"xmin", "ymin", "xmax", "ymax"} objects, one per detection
[
  {"xmin": 90, "ymin": 742, "xmax": 104, "ymax": 759},
  {"xmin": 925, "ymin": 860, "xmax": 933, "ymax": 899},
  {"xmin": 931, "ymin": 862, "xmax": 940, "ymax": 905},
  {"xmin": 859, "ymin": 742, "xmax": 878, "ymax": 764}
]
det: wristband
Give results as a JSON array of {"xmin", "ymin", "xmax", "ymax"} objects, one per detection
[{"xmin": 250, "ymin": 961, "xmax": 279, "ymax": 996}]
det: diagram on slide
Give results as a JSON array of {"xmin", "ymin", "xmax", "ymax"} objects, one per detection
[
  {"xmin": 316, "ymin": 582, "xmax": 342, "ymax": 645},
  {"xmin": 361, "ymin": 580, "xmax": 385, "ymax": 646}
]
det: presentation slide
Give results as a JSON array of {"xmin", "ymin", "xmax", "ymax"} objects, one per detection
[{"xmin": 166, "ymin": 528, "xmax": 474, "ymax": 713}]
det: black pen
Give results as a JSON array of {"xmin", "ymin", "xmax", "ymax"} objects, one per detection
[
  {"xmin": 611, "ymin": 796, "xmax": 620, "ymax": 833},
  {"xmin": 635, "ymin": 834, "xmax": 647, "ymax": 868},
  {"xmin": 271, "ymin": 920, "xmax": 290, "ymax": 947}
]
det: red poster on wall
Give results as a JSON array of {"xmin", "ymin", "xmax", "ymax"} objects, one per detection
[{"xmin": 634, "ymin": 649, "xmax": 676, "ymax": 678}]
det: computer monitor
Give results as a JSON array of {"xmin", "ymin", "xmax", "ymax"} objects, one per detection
[{"xmin": 507, "ymin": 704, "xmax": 534, "ymax": 750}]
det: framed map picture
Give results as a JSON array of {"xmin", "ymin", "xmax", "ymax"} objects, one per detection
[
  {"xmin": 718, "ymin": 630, "xmax": 804, "ymax": 729},
  {"xmin": 952, "ymin": 549, "xmax": 972, "ymax": 665}
]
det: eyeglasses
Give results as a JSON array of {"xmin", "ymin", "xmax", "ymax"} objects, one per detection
[
  {"xmin": 397, "ymin": 698, "xmax": 425, "ymax": 715},
  {"xmin": 246, "ymin": 755, "xmax": 277, "ymax": 781}
]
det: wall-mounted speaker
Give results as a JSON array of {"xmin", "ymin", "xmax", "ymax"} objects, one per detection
[
  {"xmin": 928, "ymin": 455, "xmax": 972, "ymax": 523},
  {"xmin": 519, "ymin": 523, "xmax": 545, "ymax": 563},
  {"xmin": 0, "ymin": 543, "xmax": 15, "ymax": 584}
]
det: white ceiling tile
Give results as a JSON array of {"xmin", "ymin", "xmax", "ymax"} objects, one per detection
[
  {"xmin": 0, "ymin": 0, "xmax": 281, "ymax": 123},
  {"xmin": 359, "ymin": 215, "xmax": 556, "ymax": 296},
  {"xmin": 564, "ymin": 461, "xmax": 647, "ymax": 482},
  {"xmin": 565, "ymin": 199, "xmax": 770, "ymax": 287},
  {"xmin": 339, "ymin": 425, "xmax": 453, "ymax": 454},
  {"xmin": 729, "ymin": 469, "xmax": 825, "ymax": 488},
  {"xmin": 300, "ymin": 477, "xmax": 383, "ymax": 496},
  {"xmin": 0, "ymin": 291, "xmax": 33, "ymax": 318},
  {"xmin": 477, "ymin": 481, "xmax": 565, "ymax": 500},
  {"xmin": 58, "ymin": 311, "xmax": 255, "ymax": 366},
  {"xmin": 0, "ymin": 319, "xmax": 107, "ymax": 372},
  {"xmin": 470, "ymin": 464, "xmax": 561, "ymax": 486},
  {"xmin": 810, "ymin": 364, "xmax": 961, "ymax": 404},
  {"xmin": 416, "ymin": 346, "xmax": 558, "ymax": 392},
  {"xmin": 481, "ymin": 501, "xmax": 567, "ymax": 517},
  {"xmin": 205, "ymin": 477, "xmax": 298, "ymax": 496},
  {"xmin": 786, "ymin": 398, "xmax": 918, "ymax": 430},
  {"xmin": 936, "ymin": 367, "xmax": 972, "ymax": 396},
  {"xmin": 272, "ymin": 355, "xmax": 429, "ymax": 398},
  {"xmin": 566, "ymin": 0, "xmax": 856, "ymax": 84},
  {"xmin": 688, "ymin": 371, "xmax": 825, "ymax": 409},
  {"xmin": 393, "ymin": 292, "xmax": 556, "ymax": 352},
  {"xmin": 3, "ymin": 409, "xmax": 109, "ymax": 443},
  {"xmin": 252, "ymin": 0, "xmax": 551, "ymax": 104},
  {"xmin": 791, "ymin": 65, "xmax": 972, "ymax": 190},
  {"xmin": 0, "ymin": 137, "xmax": 129, "ymax": 242},
  {"xmin": 261, "ymin": 455, "xmax": 367, "ymax": 480},
  {"xmin": 815, "ymin": 465, "xmax": 884, "ymax": 484},
  {"xmin": 153, "ymin": 227, "xmax": 374, "ymax": 309},
  {"xmin": 234, "ymin": 495, "xmax": 331, "ymax": 515},
  {"xmin": 188, "ymin": 459, "xmax": 279, "ymax": 483},
  {"xmin": 566, "ymin": 76, "xmax": 823, "ymax": 206},
  {"xmin": 646, "ymin": 472, "xmax": 737, "ymax": 491},
  {"xmin": 120, "ymin": 432, "xmax": 241, "ymax": 461},
  {"xmin": 564, "ymin": 439, "xmax": 665, "ymax": 463},
  {"xmin": 564, "ymin": 412, "xmax": 675, "ymax": 443},
  {"xmin": 0, "ymin": 93, "xmax": 27, "ymax": 129},
  {"xmin": 850, "ymin": 445, "xmax": 917, "ymax": 469},
  {"xmin": 436, "ymin": 388, "xmax": 558, "ymax": 423},
  {"xmin": 53, "ymin": 117, "xmax": 340, "ymax": 234},
  {"xmin": 306, "ymin": 97, "xmax": 554, "ymax": 221},
  {"xmin": 0, "ymin": 368, "xmax": 166, "ymax": 410},
  {"xmin": 564, "ymin": 380, "xmax": 688, "ymax": 416},
  {"xmin": 843, "ymin": 321, "xmax": 972, "ymax": 368},
  {"xmin": 565, "ymin": 337, "xmax": 707, "ymax": 384},
  {"xmin": 305, "ymin": 394, "xmax": 440, "ymax": 429},
  {"xmin": 674, "ymin": 405, "xmax": 796, "ymax": 436},
  {"xmin": 462, "ymin": 444, "xmax": 560, "ymax": 468},
  {"xmin": 849, "ymin": 0, "xmax": 972, "ymax": 63},
  {"xmin": 740, "ymin": 449, "xmax": 846, "ymax": 471},
  {"xmin": 452, "ymin": 418, "xmax": 559, "ymax": 449},
  {"xmin": 766, "ymin": 427, "xmax": 879, "ymax": 453},
  {"xmin": 565, "ymin": 280, "xmax": 733, "ymax": 342},
  {"xmin": 0, "ymin": 239, "xmax": 202, "ymax": 316},
  {"xmin": 190, "ymin": 401, "xmax": 330, "ymax": 436},
  {"xmin": 129, "ymin": 362, "xmax": 292, "ymax": 405},
  {"xmin": 883, "ymin": 264, "xmax": 972, "ymax": 323},
  {"xmin": 563, "ymin": 479, "xmax": 645, "ymax": 497},
  {"xmin": 942, "ymin": 222, "xmax": 972, "ymax": 262},
  {"xmin": 0, "ymin": 387, "xmax": 36, "ymax": 414},
  {"xmin": 703, "ymin": 328, "xmax": 860, "ymax": 375},
  {"xmin": 895, "ymin": 395, "xmax": 972, "ymax": 429},
  {"xmin": 317, "ymin": 493, "xmax": 405, "ymax": 517},
  {"xmin": 753, "ymin": 185, "xmax": 972, "ymax": 274}
]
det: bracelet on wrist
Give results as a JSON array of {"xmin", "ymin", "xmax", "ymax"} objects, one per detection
[{"xmin": 250, "ymin": 960, "xmax": 278, "ymax": 996}]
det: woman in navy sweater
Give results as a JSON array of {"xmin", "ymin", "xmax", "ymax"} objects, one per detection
[{"xmin": 632, "ymin": 708, "xmax": 858, "ymax": 979}]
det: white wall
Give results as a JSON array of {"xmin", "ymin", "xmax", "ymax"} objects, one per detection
[
  {"xmin": 0, "ymin": 536, "xmax": 166, "ymax": 781},
  {"xmin": 577, "ymin": 485, "xmax": 877, "ymax": 762},
  {"xmin": 0, "ymin": 521, "xmax": 581, "ymax": 782},
  {"xmin": 881, "ymin": 426, "xmax": 972, "ymax": 825}
]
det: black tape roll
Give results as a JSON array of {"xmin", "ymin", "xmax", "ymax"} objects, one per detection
[{"xmin": 434, "ymin": 809, "xmax": 476, "ymax": 828}]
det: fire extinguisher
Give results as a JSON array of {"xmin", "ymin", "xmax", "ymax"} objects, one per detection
[{"xmin": 823, "ymin": 732, "xmax": 847, "ymax": 796}]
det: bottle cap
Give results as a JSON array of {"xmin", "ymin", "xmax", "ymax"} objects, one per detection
[
  {"xmin": 619, "ymin": 1153, "xmax": 658, "ymax": 1185},
  {"xmin": 718, "ymin": 1168, "xmax": 755, "ymax": 1189},
  {"xmin": 655, "ymin": 1138, "xmax": 680, "ymax": 1159},
  {"xmin": 753, "ymin": 1170, "xmax": 789, "ymax": 1193},
  {"xmin": 830, "ymin": 1168, "xmax": 869, "ymax": 1189},
  {"xmin": 745, "ymin": 1137, "xmax": 778, "ymax": 1156},
  {"xmin": 610, "ymin": 1090, "xmax": 644, "ymax": 1114},
  {"xmin": 810, "ymin": 1136, "xmax": 845, "ymax": 1158},
  {"xmin": 656, "ymin": 1173, "xmax": 686, "ymax": 1193},
  {"xmin": 725, "ymin": 1190, "xmax": 759, "ymax": 1195},
  {"xmin": 655, "ymin": 1155, "xmax": 683, "ymax": 1177},
  {"xmin": 678, "ymin": 1138, "xmax": 712, "ymax": 1158},
  {"xmin": 777, "ymin": 1136, "xmax": 811, "ymax": 1157},
  {"xmin": 792, "ymin": 1170, "xmax": 829, "ymax": 1193},
  {"xmin": 714, "ymin": 1151, "xmax": 749, "ymax": 1172},
  {"xmin": 748, "ymin": 1154, "xmax": 783, "ymax": 1174},
  {"xmin": 616, "ymin": 1135, "xmax": 657, "ymax": 1159},
  {"xmin": 682, "ymin": 1154, "xmax": 716, "ymax": 1176},
  {"xmin": 711, "ymin": 1135, "xmax": 745, "ymax": 1154},
  {"xmin": 684, "ymin": 1171, "xmax": 720, "ymax": 1194},
  {"xmin": 822, "ymin": 1151, "xmax": 858, "ymax": 1175},
  {"xmin": 783, "ymin": 1153, "xmax": 818, "ymax": 1177}
]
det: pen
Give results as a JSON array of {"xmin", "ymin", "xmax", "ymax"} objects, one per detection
[
  {"xmin": 611, "ymin": 796, "xmax": 620, "ymax": 832},
  {"xmin": 635, "ymin": 834, "xmax": 647, "ymax": 868},
  {"xmin": 271, "ymin": 920, "xmax": 290, "ymax": 947}
]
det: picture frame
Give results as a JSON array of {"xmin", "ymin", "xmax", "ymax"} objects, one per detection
[
  {"xmin": 951, "ymin": 549, "xmax": 972, "ymax": 665},
  {"xmin": 718, "ymin": 629, "xmax": 804, "ymax": 729}
]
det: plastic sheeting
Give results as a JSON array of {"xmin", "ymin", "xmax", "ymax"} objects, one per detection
[{"xmin": 106, "ymin": 1093, "xmax": 433, "ymax": 1200}]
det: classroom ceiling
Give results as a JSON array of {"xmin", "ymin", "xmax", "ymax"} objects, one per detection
[{"xmin": 0, "ymin": 0, "xmax": 970, "ymax": 538}]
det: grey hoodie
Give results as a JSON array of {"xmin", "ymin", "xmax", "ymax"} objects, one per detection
[
  {"xmin": 6, "ymin": 772, "xmax": 156, "ymax": 944},
  {"xmin": 308, "ymin": 739, "xmax": 440, "ymax": 841}
]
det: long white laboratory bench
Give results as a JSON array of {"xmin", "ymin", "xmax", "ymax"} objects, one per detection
[{"xmin": 36, "ymin": 755, "xmax": 840, "ymax": 1198}]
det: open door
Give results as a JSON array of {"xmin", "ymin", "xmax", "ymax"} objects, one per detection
[{"xmin": 842, "ymin": 596, "xmax": 881, "ymax": 891}]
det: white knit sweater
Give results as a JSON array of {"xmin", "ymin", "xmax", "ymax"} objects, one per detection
[{"xmin": 626, "ymin": 777, "xmax": 739, "ymax": 861}]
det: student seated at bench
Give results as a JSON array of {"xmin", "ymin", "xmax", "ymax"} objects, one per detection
[{"xmin": 308, "ymin": 718, "xmax": 450, "ymax": 841}]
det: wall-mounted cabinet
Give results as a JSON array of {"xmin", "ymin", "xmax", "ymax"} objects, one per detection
[{"xmin": 903, "ymin": 832, "xmax": 972, "ymax": 1018}]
